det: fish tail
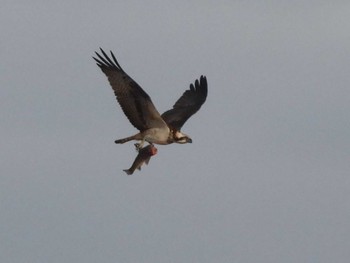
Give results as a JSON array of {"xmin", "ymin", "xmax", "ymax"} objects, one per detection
[{"xmin": 123, "ymin": 169, "xmax": 133, "ymax": 175}]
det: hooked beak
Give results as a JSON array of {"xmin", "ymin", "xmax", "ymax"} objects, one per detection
[{"xmin": 187, "ymin": 138, "xmax": 192, "ymax": 143}]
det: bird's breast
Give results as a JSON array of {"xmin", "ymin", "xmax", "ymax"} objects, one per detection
[{"xmin": 142, "ymin": 127, "xmax": 171, "ymax": 145}]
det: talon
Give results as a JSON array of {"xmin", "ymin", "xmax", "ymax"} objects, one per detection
[
  {"xmin": 134, "ymin": 143, "xmax": 141, "ymax": 151},
  {"xmin": 133, "ymin": 137, "xmax": 148, "ymax": 151}
]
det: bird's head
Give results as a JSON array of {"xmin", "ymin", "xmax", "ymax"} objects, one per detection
[{"xmin": 174, "ymin": 130, "xmax": 192, "ymax": 144}]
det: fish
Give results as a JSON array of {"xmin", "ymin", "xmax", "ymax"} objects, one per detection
[{"xmin": 123, "ymin": 144, "xmax": 158, "ymax": 175}]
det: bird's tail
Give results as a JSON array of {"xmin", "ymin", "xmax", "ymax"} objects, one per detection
[{"xmin": 115, "ymin": 135, "xmax": 136, "ymax": 144}]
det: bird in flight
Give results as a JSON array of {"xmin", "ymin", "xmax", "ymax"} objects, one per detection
[{"xmin": 93, "ymin": 48, "xmax": 208, "ymax": 151}]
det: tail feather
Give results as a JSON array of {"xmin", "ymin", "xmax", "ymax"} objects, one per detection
[{"xmin": 115, "ymin": 135, "xmax": 136, "ymax": 144}]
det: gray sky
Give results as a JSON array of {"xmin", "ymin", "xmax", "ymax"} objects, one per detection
[{"xmin": 1, "ymin": 1, "xmax": 350, "ymax": 262}]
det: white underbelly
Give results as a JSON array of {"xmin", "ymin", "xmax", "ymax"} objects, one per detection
[{"xmin": 143, "ymin": 127, "xmax": 170, "ymax": 145}]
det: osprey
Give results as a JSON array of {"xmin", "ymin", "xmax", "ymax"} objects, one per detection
[{"xmin": 93, "ymin": 48, "xmax": 207, "ymax": 149}]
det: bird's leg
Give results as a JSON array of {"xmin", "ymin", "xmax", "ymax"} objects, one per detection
[
  {"xmin": 134, "ymin": 138, "xmax": 145, "ymax": 151},
  {"xmin": 134, "ymin": 143, "xmax": 141, "ymax": 152},
  {"xmin": 134, "ymin": 139, "xmax": 154, "ymax": 151}
]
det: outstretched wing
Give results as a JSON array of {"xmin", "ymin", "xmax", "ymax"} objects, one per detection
[
  {"xmin": 161, "ymin": 76, "xmax": 208, "ymax": 130},
  {"xmin": 93, "ymin": 48, "xmax": 167, "ymax": 131}
]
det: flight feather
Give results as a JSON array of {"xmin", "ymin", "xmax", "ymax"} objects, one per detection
[
  {"xmin": 161, "ymin": 75, "xmax": 208, "ymax": 130},
  {"xmin": 93, "ymin": 48, "xmax": 167, "ymax": 131}
]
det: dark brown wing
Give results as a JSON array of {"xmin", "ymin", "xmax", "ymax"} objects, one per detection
[
  {"xmin": 161, "ymin": 76, "xmax": 208, "ymax": 130},
  {"xmin": 93, "ymin": 48, "xmax": 167, "ymax": 131}
]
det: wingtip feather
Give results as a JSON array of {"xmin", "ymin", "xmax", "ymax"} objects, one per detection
[{"xmin": 93, "ymin": 48, "xmax": 125, "ymax": 72}]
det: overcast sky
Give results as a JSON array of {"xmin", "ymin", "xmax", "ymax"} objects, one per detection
[{"xmin": 1, "ymin": 1, "xmax": 350, "ymax": 263}]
